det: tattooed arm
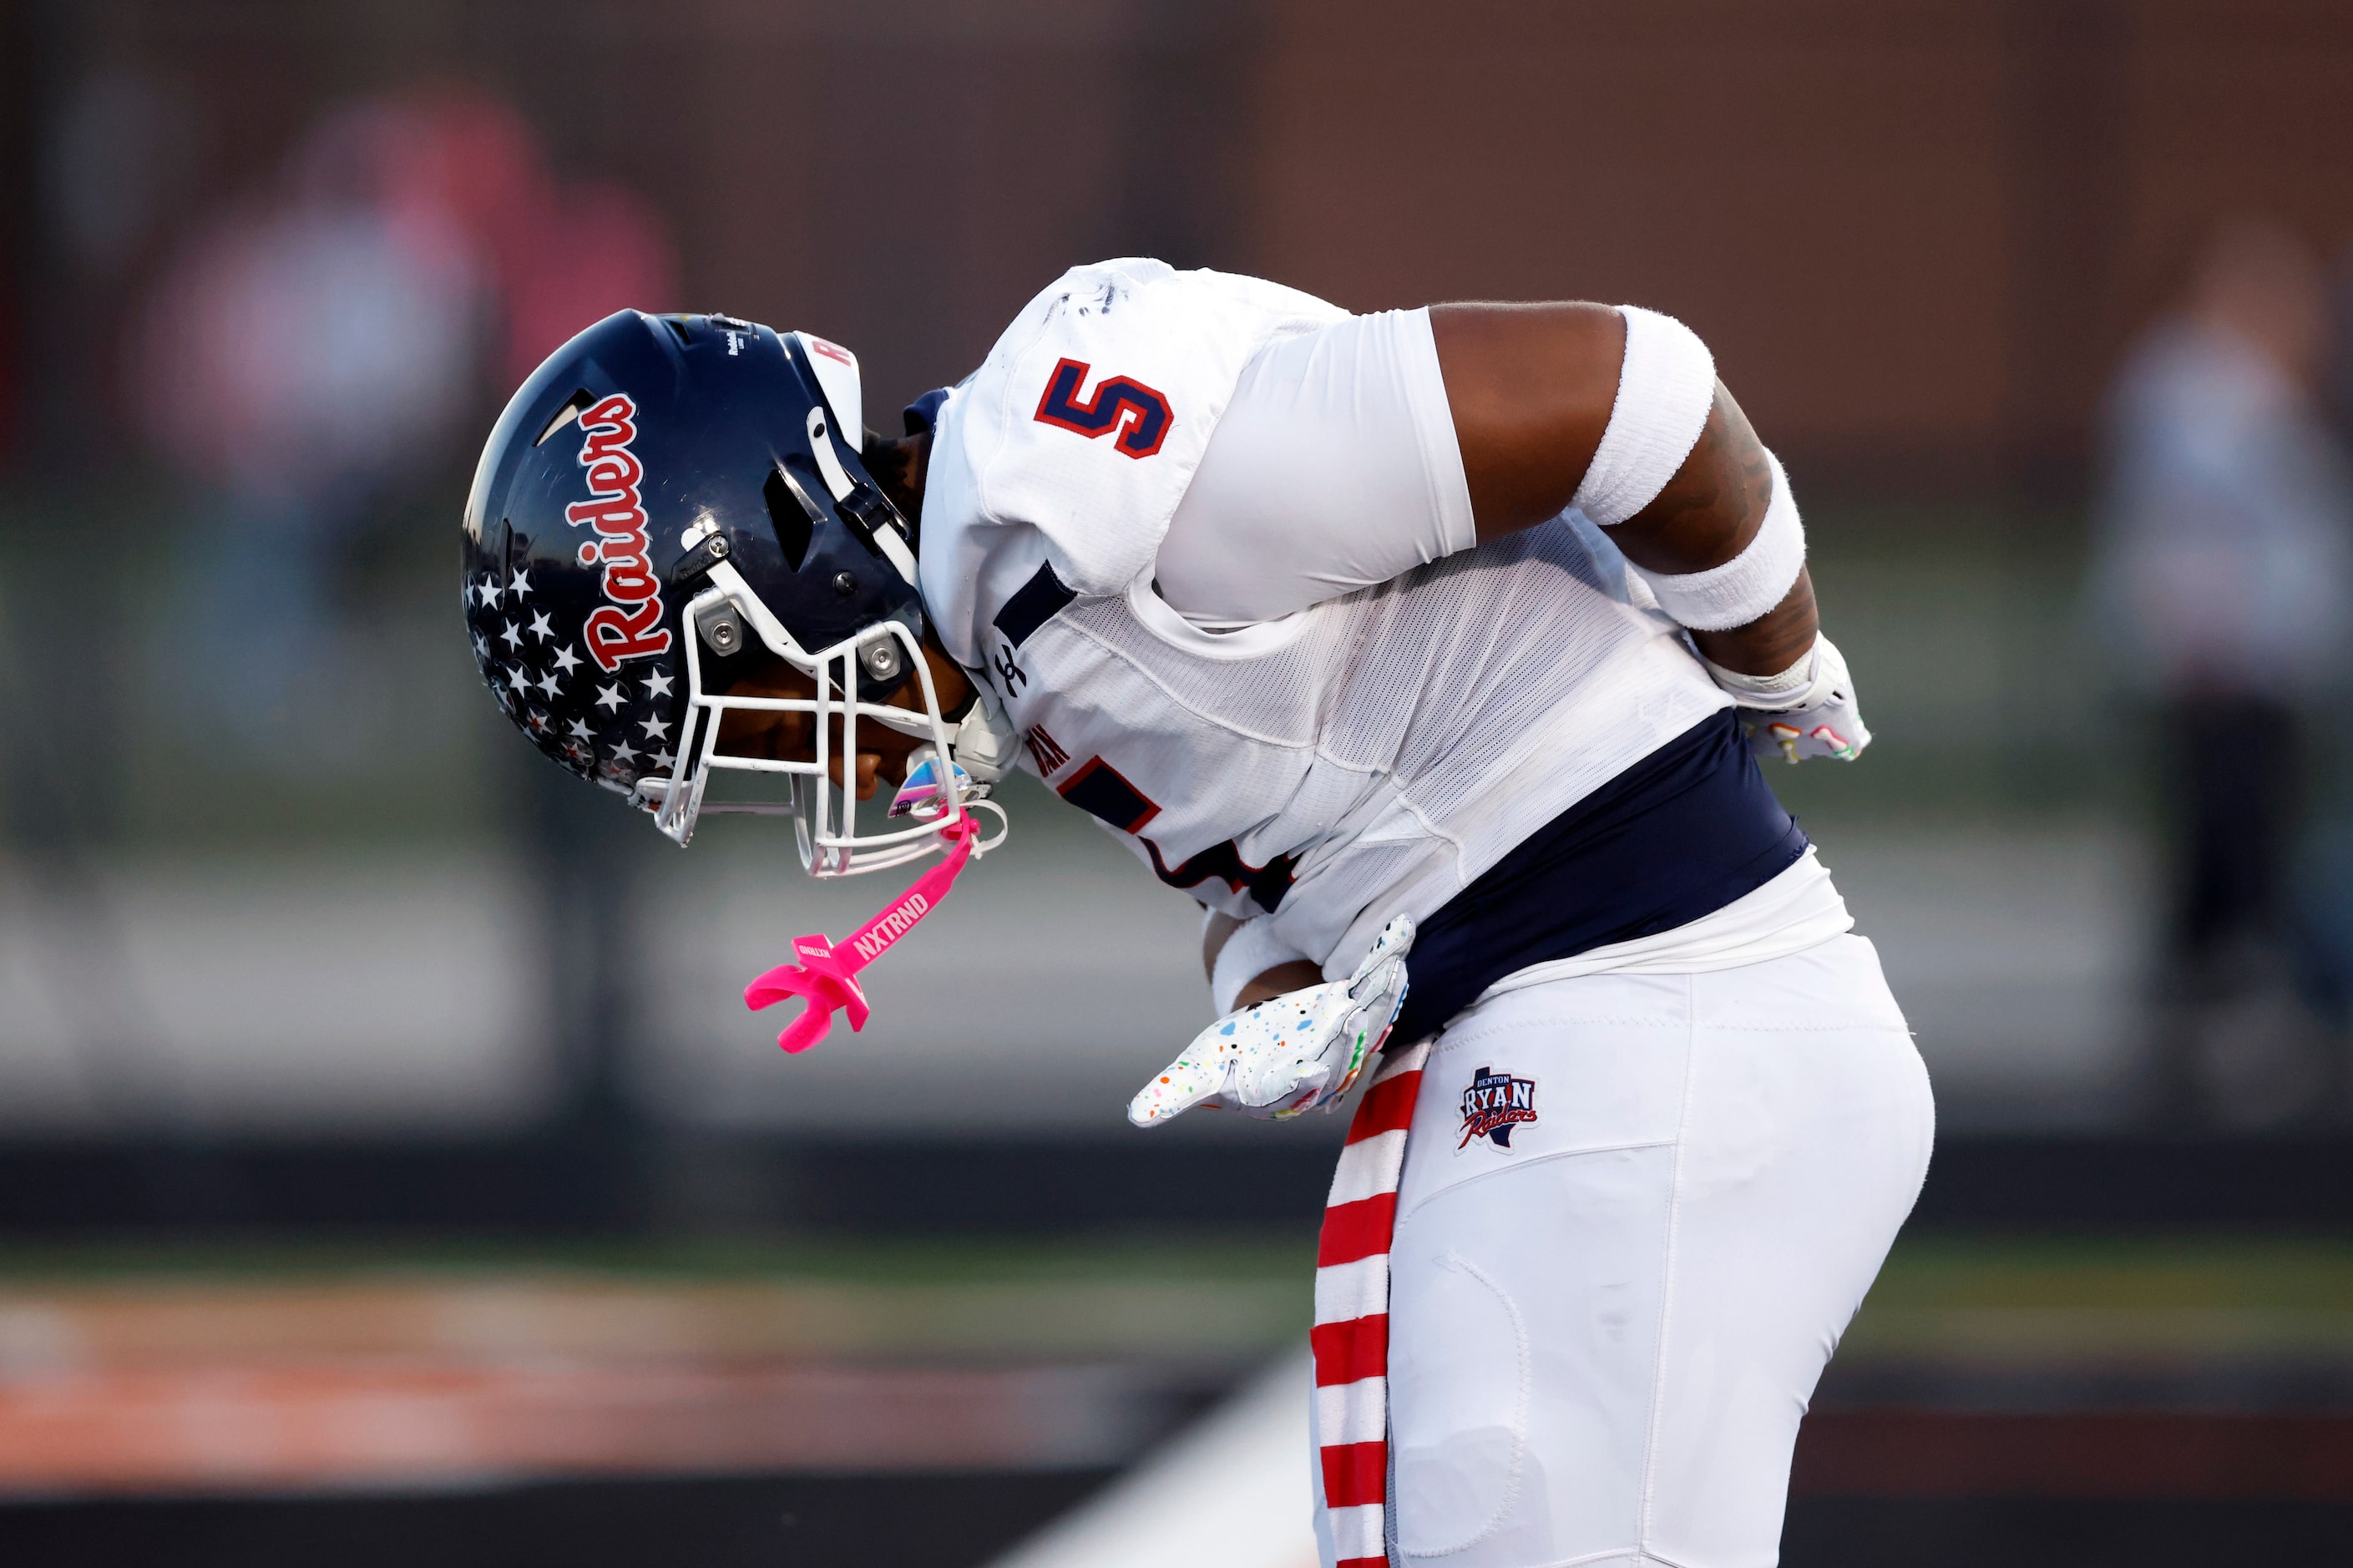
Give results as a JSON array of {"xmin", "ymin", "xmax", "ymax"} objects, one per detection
[{"xmin": 1427, "ymin": 303, "xmax": 1819, "ymax": 677}]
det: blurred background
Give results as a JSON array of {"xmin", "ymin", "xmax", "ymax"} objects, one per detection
[{"xmin": 3, "ymin": 0, "xmax": 2353, "ymax": 1562}]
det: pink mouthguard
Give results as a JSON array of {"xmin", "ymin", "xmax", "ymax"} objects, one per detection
[{"xmin": 743, "ymin": 816, "xmax": 980, "ymax": 1054}]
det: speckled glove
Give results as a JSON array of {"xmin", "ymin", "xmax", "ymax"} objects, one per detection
[
  {"xmin": 1127, "ymin": 915, "xmax": 1414, "ymax": 1126},
  {"xmin": 1707, "ymin": 633, "xmax": 1871, "ymax": 763}
]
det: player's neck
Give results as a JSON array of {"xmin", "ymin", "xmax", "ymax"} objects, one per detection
[{"xmin": 866, "ymin": 430, "xmax": 931, "ymax": 543}]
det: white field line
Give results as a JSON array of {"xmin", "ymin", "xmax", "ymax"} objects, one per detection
[{"xmin": 986, "ymin": 1350, "xmax": 1322, "ymax": 1568}]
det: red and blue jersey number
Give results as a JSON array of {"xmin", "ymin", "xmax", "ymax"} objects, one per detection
[{"xmin": 1033, "ymin": 358, "xmax": 1174, "ymax": 458}]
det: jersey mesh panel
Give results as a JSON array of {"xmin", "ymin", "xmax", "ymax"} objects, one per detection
[{"xmin": 1031, "ymin": 522, "xmax": 1728, "ymax": 969}]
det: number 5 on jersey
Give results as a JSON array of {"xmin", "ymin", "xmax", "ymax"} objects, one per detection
[{"xmin": 1033, "ymin": 358, "xmax": 1174, "ymax": 458}]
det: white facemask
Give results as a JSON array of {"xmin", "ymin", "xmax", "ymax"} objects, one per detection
[{"xmin": 635, "ymin": 551, "xmax": 1006, "ymax": 876}]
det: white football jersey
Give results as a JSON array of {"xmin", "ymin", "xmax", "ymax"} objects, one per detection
[{"xmin": 920, "ymin": 260, "xmax": 1733, "ymax": 972}]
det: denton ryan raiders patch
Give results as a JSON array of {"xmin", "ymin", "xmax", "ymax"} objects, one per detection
[{"xmin": 1459, "ymin": 1066, "xmax": 1538, "ymax": 1150}]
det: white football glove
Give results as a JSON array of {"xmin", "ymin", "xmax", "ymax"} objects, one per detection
[
  {"xmin": 1707, "ymin": 633, "xmax": 1871, "ymax": 763},
  {"xmin": 1128, "ymin": 915, "xmax": 1414, "ymax": 1127}
]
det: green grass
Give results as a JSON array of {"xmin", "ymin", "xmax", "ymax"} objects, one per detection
[
  {"xmin": 3, "ymin": 1232, "xmax": 2348, "ymax": 1365},
  {"xmin": 0, "ymin": 1230, "xmax": 1318, "ymax": 1288},
  {"xmin": 5, "ymin": 1231, "xmax": 2345, "ymax": 1303},
  {"xmin": 1864, "ymin": 1237, "xmax": 2353, "ymax": 1313},
  {"xmin": 1845, "ymin": 1236, "xmax": 2353, "ymax": 1363},
  {"xmin": 0, "ymin": 1232, "xmax": 1325, "ymax": 1363}
]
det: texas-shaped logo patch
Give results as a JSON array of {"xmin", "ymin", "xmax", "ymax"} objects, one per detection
[{"xmin": 1459, "ymin": 1066, "xmax": 1537, "ymax": 1150}]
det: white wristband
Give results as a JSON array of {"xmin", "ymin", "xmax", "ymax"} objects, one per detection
[
  {"xmin": 1703, "ymin": 636, "xmax": 1817, "ymax": 706},
  {"xmin": 1211, "ymin": 915, "xmax": 1312, "ymax": 1016},
  {"xmin": 1632, "ymin": 449, "xmax": 1806, "ymax": 631},
  {"xmin": 1571, "ymin": 306, "xmax": 1717, "ymax": 527}
]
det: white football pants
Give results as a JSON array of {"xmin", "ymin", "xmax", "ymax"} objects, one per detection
[{"xmin": 1313, "ymin": 933, "xmax": 1933, "ymax": 1568}]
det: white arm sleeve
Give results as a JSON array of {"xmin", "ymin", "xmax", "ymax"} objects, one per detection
[
  {"xmin": 1210, "ymin": 913, "xmax": 1313, "ymax": 1015},
  {"xmin": 1155, "ymin": 307, "xmax": 1476, "ymax": 625}
]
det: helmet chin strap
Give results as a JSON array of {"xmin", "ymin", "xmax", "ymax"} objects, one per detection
[{"xmin": 742, "ymin": 814, "xmax": 981, "ymax": 1053}]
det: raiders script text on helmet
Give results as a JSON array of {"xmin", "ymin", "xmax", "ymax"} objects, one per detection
[{"xmin": 565, "ymin": 392, "xmax": 674, "ymax": 671}]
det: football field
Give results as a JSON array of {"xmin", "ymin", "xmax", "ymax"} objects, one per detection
[{"xmin": 1, "ymin": 1232, "xmax": 2349, "ymax": 1565}]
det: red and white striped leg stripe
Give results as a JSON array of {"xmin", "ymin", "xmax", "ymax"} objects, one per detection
[{"xmin": 1313, "ymin": 1039, "xmax": 1430, "ymax": 1568}]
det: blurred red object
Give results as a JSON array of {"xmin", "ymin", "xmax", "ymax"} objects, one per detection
[
  {"xmin": 357, "ymin": 89, "xmax": 677, "ymax": 386},
  {"xmin": 129, "ymin": 85, "xmax": 677, "ymax": 496}
]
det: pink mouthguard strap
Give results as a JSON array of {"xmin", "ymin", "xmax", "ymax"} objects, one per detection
[{"xmin": 743, "ymin": 816, "xmax": 979, "ymax": 1054}]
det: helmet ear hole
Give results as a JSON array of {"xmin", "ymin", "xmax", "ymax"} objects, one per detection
[{"xmin": 763, "ymin": 468, "xmax": 815, "ymax": 571}]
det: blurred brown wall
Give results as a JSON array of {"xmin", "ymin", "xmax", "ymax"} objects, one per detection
[
  {"xmin": 1247, "ymin": 0, "xmax": 2353, "ymax": 492},
  {"xmin": 20, "ymin": 0, "xmax": 2353, "ymax": 498}
]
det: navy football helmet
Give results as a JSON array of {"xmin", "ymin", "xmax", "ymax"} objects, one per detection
[{"xmin": 461, "ymin": 309, "xmax": 1000, "ymax": 874}]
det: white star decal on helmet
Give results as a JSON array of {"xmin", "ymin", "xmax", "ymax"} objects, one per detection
[
  {"xmin": 550, "ymin": 645, "xmax": 581, "ymax": 675},
  {"xmin": 567, "ymin": 718, "xmax": 594, "ymax": 741},
  {"xmin": 504, "ymin": 665, "xmax": 531, "ymax": 695},
  {"xmin": 500, "ymin": 620, "xmax": 522, "ymax": 650},
  {"xmin": 509, "ymin": 569, "xmax": 532, "ymax": 599},
  {"xmin": 644, "ymin": 670, "xmax": 675, "ymax": 699},
  {"xmin": 534, "ymin": 669, "xmax": 561, "ymax": 699},
  {"xmin": 609, "ymin": 739, "xmax": 640, "ymax": 765},
  {"xmin": 595, "ymin": 682, "xmax": 625, "ymax": 711},
  {"xmin": 478, "ymin": 576, "xmax": 499, "ymax": 607},
  {"xmin": 470, "ymin": 630, "xmax": 489, "ymax": 661},
  {"xmin": 528, "ymin": 609, "xmax": 554, "ymax": 642},
  {"xmin": 640, "ymin": 715, "xmax": 672, "ymax": 741},
  {"xmin": 650, "ymin": 747, "xmax": 676, "ymax": 771}
]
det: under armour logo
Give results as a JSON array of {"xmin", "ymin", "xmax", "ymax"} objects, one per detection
[{"xmin": 994, "ymin": 641, "xmax": 1028, "ymax": 694}]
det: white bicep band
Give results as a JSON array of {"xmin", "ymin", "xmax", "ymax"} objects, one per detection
[
  {"xmin": 1632, "ymin": 449, "xmax": 1807, "ymax": 630},
  {"xmin": 1571, "ymin": 305, "xmax": 1718, "ymax": 527},
  {"xmin": 1211, "ymin": 914, "xmax": 1313, "ymax": 1016}
]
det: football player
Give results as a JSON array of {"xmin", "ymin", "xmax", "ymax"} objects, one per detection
[{"xmin": 461, "ymin": 262, "xmax": 1932, "ymax": 1568}]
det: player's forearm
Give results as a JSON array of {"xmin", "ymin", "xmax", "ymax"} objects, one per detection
[
  {"xmin": 1602, "ymin": 377, "xmax": 1818, "ymax": 671},
  {"xmin": 1438, "ymin": 311, "xmax": 1809, "ymax": 645},
  {"xmin": 1437, "ymin": 301, "xmax": 1859, "ymax": 757},
  {"xmin": 1690, "ymin": 567, "xmax": 1819, "ymax": 677},
  {"xmin": 1603, "ymin": 381, "xmax": 1816, "ymax": 667},
  {"xmin": 1603, "ymin": 382, "xmax": 1769, "ymax": 574}
]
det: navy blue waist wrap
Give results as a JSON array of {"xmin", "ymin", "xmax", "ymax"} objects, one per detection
[{"xmin": 1385, "ymin": 709, "xmax": 1808, "ymax": 1044}]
